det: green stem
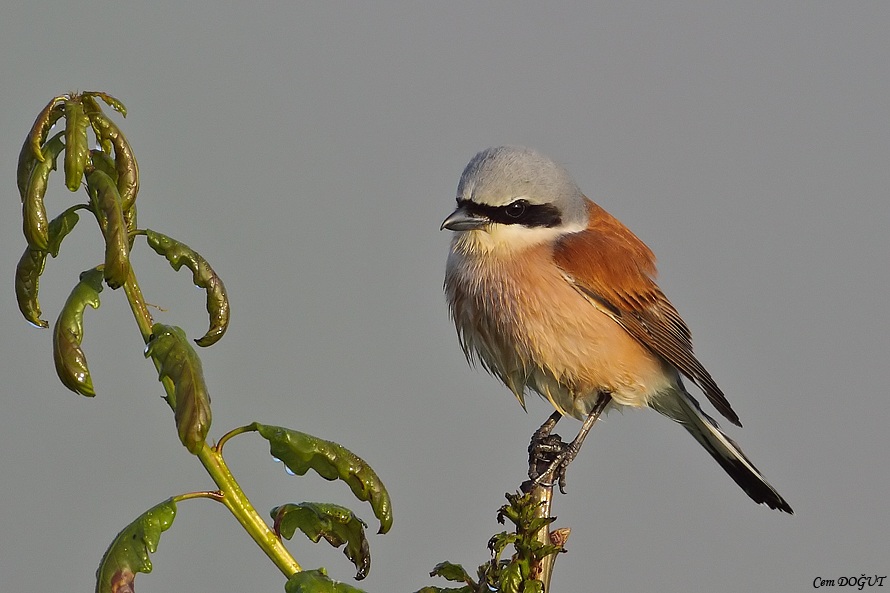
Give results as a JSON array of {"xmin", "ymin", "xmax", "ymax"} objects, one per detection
[
  {"xmin": 121, "ymin": 260, "xmax": 302, "ymax": 577},
  {"xmin": 196, "ymin": 443, "xmax": 302, "ymax": 576},
  {"xmin": 216, "ymin": 423, "xmax": 257, "ymax": 454},
  {"xmin": 122, "ymin": 267, "xmax": 153, "ymax": 341}
]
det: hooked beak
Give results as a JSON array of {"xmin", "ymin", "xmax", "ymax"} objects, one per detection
[{"xmin": 440, "ymin": 204, "xmax": 489, "ymax": 231}]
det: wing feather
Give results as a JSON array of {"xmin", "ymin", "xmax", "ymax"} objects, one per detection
[{"xmin": 554, "ymin": 199, "xmax": 741, "ymax": 427}]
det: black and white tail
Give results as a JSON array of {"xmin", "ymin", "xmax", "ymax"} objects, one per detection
[{"xmin": 650, "ymin": 386, "xmax": 793, "ymax": 514}]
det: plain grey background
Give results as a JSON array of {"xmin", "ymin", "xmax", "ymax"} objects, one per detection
[{"xmin": 2, "ymin": 3, "xmax": 888, "ymax": 592}]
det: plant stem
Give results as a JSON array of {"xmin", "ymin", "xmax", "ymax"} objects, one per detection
[
  {"xmin": 122, "ymin": 267, "xmax": 154, "ymax": 341},
  {"xmin": 122, "ymin": 262, "xmax": 302, "ymax": 577},
  {"xmin": 528, "ymin": 482, "xmax": 559, "ymax": 591},
  {"xmin": 525, "ymin": 468, "xmax": 570, "ymax": 590},
  {"xmin": 196, "ymin": 442, "xmax": 302, "ymax": 576}
]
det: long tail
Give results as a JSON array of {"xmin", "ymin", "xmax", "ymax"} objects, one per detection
[{"xmin": 649, "ymin": 386, "xmax": 793, "ymax": 514}]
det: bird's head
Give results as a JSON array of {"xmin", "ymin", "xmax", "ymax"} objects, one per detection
[{"xmin": 441, "ymin": 146, "xmax": 588, "ymax": 255}]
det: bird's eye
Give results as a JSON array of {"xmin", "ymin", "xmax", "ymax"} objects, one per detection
[{"xmin": 505, "ymin": 200, "xmax": 527, "ymax": 218}]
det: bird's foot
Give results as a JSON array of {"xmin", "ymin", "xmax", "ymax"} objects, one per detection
[
  {"xmin": 525, "ymin": 437, "xmax": 582, "ymax": 494},
  {"xmin": 523, "ymin": 411, "xmax": 573, "ymax": 493}
]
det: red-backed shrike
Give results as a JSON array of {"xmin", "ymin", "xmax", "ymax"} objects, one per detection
[{"xmin": 442, "ymin": 146, "xmax": 791, "ymax": 513}]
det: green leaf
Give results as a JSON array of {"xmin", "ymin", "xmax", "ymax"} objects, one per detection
[
  {"xmin": 412, "ymin": 588, "xmax": 474, "ymax": 593},
  {"xmin": 144, "ymin": 324, "xmax": 212, "ymax": 453},
  {"xmin": 95, "ymin": 498, "xmax": 176, "ymax": 593},
  {"xmin": 64, "ymin": 100, "xmax": 90, "ymax": 192},
  {"xmin": 273, "ymin": 502, "xmax": 370, "ymax": 580},
  {"xmin": 83, "ymin": 96, "xmax": 139, "ymax": 212},
  {"xmin": 46, "ymin": 208, "xmax": 81, "ymax": 258},
  {"xmin": 144, "ymin": 229, "xmax": 230, "ymax": 346},
  {"xmin": 252, "ymin": 423, "xmax": 392, "ymax": 535},
  {"xmin": 26, "ymin": 95, "xmax": 65, "ymax": 165},
  {"xmin": 123, "ymin": 203, "xmax": 138, "ymax": 247},
  {"xmin": 86, "ymin": 169, "xmax": 130, "ymax": 289},
  {"xmin": 14, "ymin": 247, "xmax": 48, "ymax": 328},
  {"xmin": 53, "ymin": 268, "xmax": 104, "ymax": 396},
  {"xmin": 429, "ymin": 561, "xmax": 474, "ymax": 585},
  {"xmin": 22, "ymin": 131, "xmax": 65, "ymax": 251},
  {"xmin": 89, "ymin": 149, "xmax": 119, "ymax": 183},
  {"xmin": 15, "ymin": 209, "xmax": 81, "ymax": 329},
  {"xmin": 498, "ymin": 560, "xmax": 525, "ymax": 593},
  {"xmin": 17, "ymin": 133, "xmax": 36, "ymax": 202},
  {"xmin": 85, "ymin": 91, "xmax": 128, "ymax": 117},
  {"xmin": 284, "ymin": 568, "xmax": 367, "ymax": 593}
]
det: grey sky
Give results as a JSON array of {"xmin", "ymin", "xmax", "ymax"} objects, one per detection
[{"xmin": 2, "ymin": 3, "xmax": 888, "ymax": 592}]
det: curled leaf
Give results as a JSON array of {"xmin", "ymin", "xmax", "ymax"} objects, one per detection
[
  {"xmin": 85, "ymin": 91, "xmax": 127, "ymax": 117},
  {"xmin": 144, "ymin": 324, "xmax": 211, "ymax": 453},
  {"xmin": 89, "ymin": 149, "xmax": 118, "ymax": 183},
  {"xmin": 123, "ymin": 203, "xmax": 137, "ymax": 247},
  {"xmin": 273, "ymin": 502, "xmax": 370, "ymax": 580},
  {"xmin": 17, "ymin": 135, "xmax": 34, "ymax": 202},
  {"xmin": 53, "ymin": 268, "xmax": 104, "ymax": 396},
  {"xmin": 64, "ymin": 100, "xmax": 90, "ymax": 192},
  {"xmin": 252, "ymin": 423, "xmax": 392, "ymax": 534},
  {"xmin": 15, "ymin": 247, "xmax": 48, "ymax": 328},
  {"xmin": 95, "ymin": 498, "xmax": 177, "ymax": 593},
  {"xmin": 47, "ymin": 207, "xmax": 81, "ymax": 258},
  {"xmin": 27, "ymin": 95, "xmax": 66, "ymax": 164},
  {"xmin": 429, "ymin": 562, "xmax": 474, "ymax": 585},
  {"xmin": 87, "ymin": 170, "xmax": 130, "ymax": 289},
  {"xmin": 83, "ymin": 97, "xmax": 139, "ymax": 212},
  {"xmin": 22, "ymin": 131, "xmax": 65, "ymax": 251},
  {"xmin": 498, "ymin": 561, "xmax": 527, "ymax": 593},
  {"xmin": 285, "ymin": 568, "xmax": 368, "ymax": 593},
  {"xmin": 15, "ymin": 210, "xmax": 81, "ymax": 329},
  {"xmin": 144, "ymin": 229, "xmax": 229, "ymax": 346}
]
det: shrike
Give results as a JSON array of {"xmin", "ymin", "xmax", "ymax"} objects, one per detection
[{"xmin": 442, "ymin": 146, "xmax": 792, "ymax": 513}]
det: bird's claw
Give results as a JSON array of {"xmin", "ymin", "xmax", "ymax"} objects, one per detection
[
  {"xmin": 526, "ymin": 424, "xmax": 577, "ymax": 493},
  {"xmin": 528, "ymin": 440, "xmax": 581, "ymax": 494}
]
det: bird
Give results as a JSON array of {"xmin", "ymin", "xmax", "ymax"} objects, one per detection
[{"xmin": 441, "ymin": 145, "xmax": 792, "ymax": 513}]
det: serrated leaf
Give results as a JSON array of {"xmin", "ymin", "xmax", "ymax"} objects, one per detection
[
  {"xmin": 15, "ymin": 209, "xmax": 81, "ymax": 330},
  {"xmin": 253, "ymin": 423, "xmax": 392, "ymax": 535},
  {"xmin": 53, "ymin": 268, "xmax": 104, "ymax": 396},
  {"xmin": 85, "ymin": 91, "xmax": 127, "ymax": 117},
  {"xmin": 83, "ymin": 97, "xmax": 139, "ymax": 212},
  {"xmin": 285, "ymin": 568, "xmax": 368, "ymax": 593},
  {"xmin": 429, "ymin": 561, "xmax": 474, "ymax": 585},
  {"xmin": 17, "ymin": 133, "xmax": 36, "ymax": 202},
  {"xmin": 27, "ymin": 95, "xmax": 65, "ymax": 164},
  {"xmin": 524, "ymin": 517, "xmax": 555, "ymax": 535},
  {"xmin": 95, "ymin": 498, "xmax": 176, "ymax": 593},
  {"xmin": 144, "ymin": 324, "xmax": 212, "ymax": 453},
  {"xmin": 64, "ymin": 100, "xmax": 90, "ymax": 192},
  {"xmin": 273, "ymin": 502, "xmax": 370, "ymax": 580},
  {"xmin": 488, "ymin": 532, "xmax": 518, "ymax": 555},
  {"xmin": 144, "ymin": 229, "xmax": 229, "ymax": 346},
  {"xmin": 89, "ymin": 149, "xmax": 118, "ymax": 183},
  {"xmin": 498, "ymin": 560, "xmax": 525, "ymax": 593},
  {"xmin": 123, "ymin": 203, "xmax": 137, "ymax": 247},
  {"xmin": 15, "ymin": 247, "xmax": 48, "ymax": 328},
  {"xmin": 86, "ymin": 169, "xmax": 130, "ymax": 289},
  {"xmin": 22, "ymin": 131, "xmax": 65, "ymax": 251}
]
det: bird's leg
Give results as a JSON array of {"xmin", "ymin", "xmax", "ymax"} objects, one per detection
[
  {"xmin": 531, "ymin": 393, "xmax": 612, "ymax": 494},
  {"xmin": 524, "ymin": 411, "xmax": 565, "ymax": 489}
]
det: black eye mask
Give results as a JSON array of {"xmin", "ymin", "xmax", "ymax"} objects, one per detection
[{"xmin": 457, "ymin": 198, "xmax": 562, "ymax": 228}]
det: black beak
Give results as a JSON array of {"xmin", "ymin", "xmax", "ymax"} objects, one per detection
[{"xmin": 440, "ymin": 204, "xmax": 489, "ymax": 231}]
